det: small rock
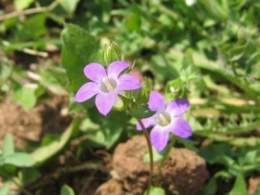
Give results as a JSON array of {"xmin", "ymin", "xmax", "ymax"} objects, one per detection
[
  {"xmin": 113, "ymin": 136, "xmax": 149, "ymax": 194},
  {"xmin": 161, "ymin": 148, "xmax": 209, "ymax": 195}
]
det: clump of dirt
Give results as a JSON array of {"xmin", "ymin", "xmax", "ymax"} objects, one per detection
[
  {"xmin": 113, "ymin": 136, "xmax": 150, "ymax": 194},
  {"xmin": 96, "ymin": 179, "xmax": 124, "ymax": 195},
  {"xmin": 248, "ymin": 177, "xmax": 260, "ymax": 195},
  {"xmin": 112, "ymin": 136, "xmax": 209, "ymax": 195},
  {"xmin": 161, "ymin": 148, "xmax": 209, "ymax": 195},
  {"xmin": 0, "ymin": 96, "xmax": 71, "ymax": 148},
  {"xmin": 0, "ymin": 98, "xmax": 41, "ymax": 147}
]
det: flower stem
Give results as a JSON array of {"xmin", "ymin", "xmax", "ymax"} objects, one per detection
[{"xmin": 138, "ymin": 119, "xmax": 154, "ymax": 195}]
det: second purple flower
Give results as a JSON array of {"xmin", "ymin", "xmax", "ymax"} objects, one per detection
[
  {"xmin": 75, "ymin": 61, "xmax": 141, "ymax": 116},
  {"xmin": 136, "ymin": 91, "xmax": 192, "ymax": 151}
]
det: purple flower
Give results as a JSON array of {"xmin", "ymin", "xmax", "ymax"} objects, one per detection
[
  {"xmin": 136, "ymin": 91, "xmax": 192, "ymax": 151},
  {"xmin": 75, "ymin": 61, "xmax": 141, "ymax": 116}
]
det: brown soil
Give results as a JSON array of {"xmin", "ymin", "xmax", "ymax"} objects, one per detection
[
  {"xmin": 96, "ymin": 179, "xmax": 124, "ymax": 195},
  {"xmin": 112, "ymin": 136, "xmax": 209, "ymax": 195},
  {"xmin": 24, "ymin": 148, "xmax": 110, "ymax": 195},
  {"xmin": 27, "ymin": 167, "xmax": 108, "ymax": 195},
  {"xmin": 161, "ymin": 148, "xmax": 209, "ymax": 195},
  {"xmin": 248, "ymin": 177, "xmax": 260, "ymax": 195},
  {"xmin": 0, "ymin": 96, "xmax": 71, "ymax": 148}
]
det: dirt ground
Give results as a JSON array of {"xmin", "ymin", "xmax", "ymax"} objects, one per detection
[
  {"xmin": 0, "ymin": 96, "xmax": 71, "ymax": 148},
  {"xmin": 1, "ymin": 98, "xmax": 258, "ymax": 195}
]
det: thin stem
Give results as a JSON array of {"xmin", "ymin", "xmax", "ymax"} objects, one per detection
[{"xmin": 138, "ymin": 119, "xmax": 154, "ymax": 195}]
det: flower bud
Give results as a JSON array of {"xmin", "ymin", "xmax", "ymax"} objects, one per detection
[{"xmin": 103, "ymin": 42, "xmax": 121, "ymax": 64}]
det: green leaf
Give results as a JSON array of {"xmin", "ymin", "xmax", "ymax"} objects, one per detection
[
  {"xmin": 19, "ymin": 168, "xmax": 41, "ymax": 185},
  {"xmin": 60, "ymin": 0, "xmax": 80, "ymax": 14},
  {"xmin": 12, "ymin": 84, "xmax": 41, "ymax": 110},
  {"xmin": 15, "ymin": 0, "xmax": 34, "ymax": 11},
  {"xmin": 91, "ymin": 128, "xmax": 123, "ymax": 149},
  {"xmin": 39, "ymin": 66, "xmax": 68, "ymax": 95},
  {"xmin": 130, "ymin": 104, "xmax": 153, "ymax": 118},
  {"xmin": 0, "ymin": 63, "xmax": 13, "ymax": 85},
  {"xmin": 200, "ymin": 143, "xmax": 233, "ymax": 165},
  {"xmin": 0, "ymin": 185, "xmax": 9, "ymax": 195},
  {"xmin": 16, "ymin": 13, "xmax": 47, "ymax": 40},
  {"xmin": 4, "ymin": 153, "xmax": 35, "ymax": 167},
  {"xmin": 0, "ymin": 156, "xmax": 4, "ymax": 166},
  {"xmin": 3, "ymin": 134, "xmax": 14, "ymax": 157},
  {"xmin": 87, "ymin": 110, "xmax": 128, "ymax": 149},
  {"xmin": 125, "ymin": 6, "xmax": 141, "ymax": 32},
  {"xmin": 255, "ymin": 186, "xmax": 260, "ymax": 195},
  {"xmin": 60, "ymin": 184, "xmax": 75, "ymax": 195},
  {"xmin": 144, "ymin": 148, "xmax": 163, "ymax": 163},
  {"xmin": 145, "ymin": 186, "xmax": 166, "ymax": 195},
  {"xmin": 31, "ymin": 118, "xmax": 81, "ymax": 165},
  {"xmin": 199, "ymin": 0, "xmax": 228, "ymax": 21},
  {"xmin": 229, "ymin": 174, "xmax": 247, "ymax": 195},
  {"xmin": 61, "ymin": 24, "xmax": 100, "ymax": 92},
  {"xmin": 200, "ymin": 176, "xmax": 218, "ymax": 195}
]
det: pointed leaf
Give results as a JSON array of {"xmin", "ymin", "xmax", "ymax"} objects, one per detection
[
  {"xmin": 4, "ymin": 153, "xmax": 34, "ymax": 167},
  {"xmin": 60, "ymin": 185, "xmax": 75, "ymax": 195},
  {"xmin": 147, "ymin": 186, "xmax": 166, "ymax": 195},
  {"xmin": 61, "ymin": 24, "xmax": 100, "ymax": 92},
  {"xmin": 3, "ymin": 134, "xmax": 14, "ymax": 157},
  {"xmin": 229, "ymin": 174, "xmax": 247, "ymax": 195},
  {"xmin": 0, "ymin": 185, "xmax": 9, "ymax": 195},
  {"xmin": 60, "ymin": 0, "xmax": 80, "ymax": 14}
]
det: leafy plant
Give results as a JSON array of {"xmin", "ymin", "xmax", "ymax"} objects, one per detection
[
  {"xmin": 0, "ymin": 0, "xmax": 259, "ymax": 194},
  {"xmin": 0, "ymin": 134, "xmax": 34, "ymax": 168}
]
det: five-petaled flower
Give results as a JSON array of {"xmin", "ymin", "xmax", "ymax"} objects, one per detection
[
  {"xmin": 136, "ymin": 91, "xmax": 192, "ymax": 151},
  {"xmin": 75, "ymin": 61, "xmax": 141, "ymax": 116}
]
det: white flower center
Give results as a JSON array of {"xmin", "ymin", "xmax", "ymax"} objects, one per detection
[
  {"xmin": 155, "ymin": 111, "xmax": 171, "ymax": 127},
  {"xmin": 100, "ymin": 77, "xmax": 117, "ymax": 92}
]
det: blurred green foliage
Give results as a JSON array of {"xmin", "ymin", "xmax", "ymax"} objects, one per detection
[{"xmin": 60, "ymin": 184, "xmax": 75, "ymax": 195}]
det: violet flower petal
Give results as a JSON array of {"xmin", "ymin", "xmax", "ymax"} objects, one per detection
[
  {"xmin": 84, "ymin": 63, "xmax": 106, "ymax": 83},
  {"xmin": 118, "ymin": 74, "xmax": 141, "ymax": 91},
  {"xmin": 150, "ymin": 126, "xmax": 169, "ymax": 152},
  {"xmin": 136, "ymin": 116, "xmax": 155, "ymax": 131},
  {"xmin": 167, "ymin": 99, "xmax": 190, "ymax": 116},
  {"xmin": 148, "ymin": 91, "xmax": 165, "ymax": 112},
  {"xmin": 74, "ymin": 82, "xmax": 98, "ymax": 103},
  {"xmin": 95, "ymin": 92, "xmax": 117, "ymax": 116},
  {"xmin": 107, "ymin": 61, "xmax": 129, "ymax": 77},
  {"xmin": 171, "ymin": 117, "xmax": 192, "ymax": 138}
]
